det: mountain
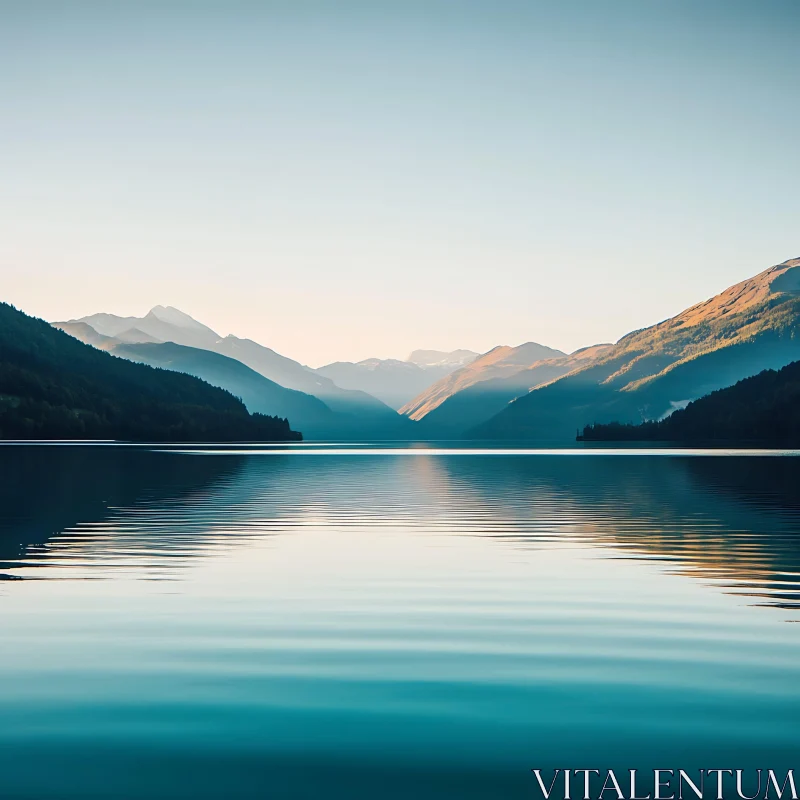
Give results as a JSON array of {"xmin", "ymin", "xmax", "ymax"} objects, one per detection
[
  {"xmin": 578, "ymin": 360, "xmax": 800, "ymax": 446},
  {"xmin": 53, "ymin": 320, "xmax": 164, "ymax": 350},
  {"xmin": 317, "ymin": 359, "xmax": 433, "ymax": 410},
  {"xmin": 52, "ymin": 320, "xmax": 118, "ymax": 350},
  {"xmin": 60, "ymin": 305, "xmax": 220, "ymax": 349},
  {"xmin": 404, "ymin": 345, "xmax": 610, "ymax": 437},
  {"xmin": 0, "ymin": 302, "xmax": 299, "ymax": 441},
  {"xmin": 61, "ymin": 307, "xmax": 415, "ymax": 438},
  {"xmin": 401, "ymin": 341, "xmax": 567, "ymax": 422},
  {"xmin": 208, "ymin": 336, "xmax": 413, "ymax": 436},
  {"xmin": 111, "ymin": 342, "xmax": 339, "ymax": 438},
  {"xmin": 406, "ymin": 349, "xmax": 479, "ymax": 369},
  {"xmin": 115, "ymin": 327, "xmax": 162, "ymax": 344},
  {"xmin": 316, "ymin": 349, "xmax": 479, "ymax": 410},
  {"xmin": 472, "ymin": 257, "xmax": 800, "ymax": 442}
]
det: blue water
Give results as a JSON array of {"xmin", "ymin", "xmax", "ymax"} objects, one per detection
[{"xmin": 1, "ymin": 444, "xmax": 799, "ymax": 798}]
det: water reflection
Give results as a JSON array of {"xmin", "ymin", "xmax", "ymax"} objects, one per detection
[
  {"xmin": 0, "ymin": 446, "xmax": 246, "ymax": 576},
  {"xmin": 2, "ymin": 445, "xmax": 800, "ymax": 799},
  {"xmin": 2, "ymin": 445, "xmax": 800, "ymax": 609},
  {"xmin": 437, "ymin": 455, "xmax": 800, "ymax": 609}
]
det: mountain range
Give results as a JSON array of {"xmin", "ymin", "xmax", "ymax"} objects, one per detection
[
  {"xmin": 317, "ymin": 349, "xmax": 478, "ymax": 410},
  {"xmin": 39, "ymin": 254, "xmax": 800, "ymax": 445},
  {"xmin": 470, "ymin": 257, "xmax": 800, "ymax": 441},
  {"xmin": 398, "ymin": 341, "xmax": 600, "ymax": 437},
  {"xmin": 55, "ymin": 307, "xmax": 419, "ymax": 439},
  {"xmin": 110, "ymin": 342, "xmax": 339, "ymax": 438}
]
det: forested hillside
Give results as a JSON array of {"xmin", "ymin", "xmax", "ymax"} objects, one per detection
[
  {"xmin": 0, "ymin": 303, "xmax": 300, "ymax": 441},
  {"xmin": 578, "ymin": 360, "xmax": 800, "ymax": 446}
]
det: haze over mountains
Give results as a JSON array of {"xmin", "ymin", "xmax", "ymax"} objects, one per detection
[
  {"xmin": 111, "ymin": 342, "xmax": 339, "ymax": 438},
  {"xmin": 77, "ymin": 306, "xmax": 220, "ymax": 349},
  {"xmin": 317, "ymin": 349, "xmax": 478, "ymax": 409},
  {"xmin": 55, "ymin": 306, "xmax": 417, "ymax": 439},
  {"xmin": 40, "ymin": 254, "xmax": 800, "ymax": 445}
]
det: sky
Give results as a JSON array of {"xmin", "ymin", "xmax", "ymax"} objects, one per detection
[{"xmin": 1, "ymin": 1, "xmax": 798, "ymax": 367}]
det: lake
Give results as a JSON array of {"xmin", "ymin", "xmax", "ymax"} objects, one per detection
[{"xmin": 1, "ymin": 443, "xmax": 799, "ymax": 799}]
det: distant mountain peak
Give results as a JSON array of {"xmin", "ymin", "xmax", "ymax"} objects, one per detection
[
  {"xmin": 406, "ymin": 349, "xmax": 479, "ymax": 368},
  {"xmin": 67, "ymin": 306, "xmax": 219, "ymax": 349},
  {"xmin": 147, "ymin": 305, "xmax": 211, "ymax": 331},
  {"xmin": 317, "ymin": 351, "xmax": 480, "ymax": 410}
]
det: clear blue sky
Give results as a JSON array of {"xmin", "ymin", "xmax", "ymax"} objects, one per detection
[{"xmin": 2, "ymin": 0, "xmax": 798, "ymax": 366}]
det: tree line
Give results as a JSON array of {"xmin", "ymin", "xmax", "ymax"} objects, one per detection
[{"xmin": 578, "ymin": 359, "xmax": 800, "ymax": 446}]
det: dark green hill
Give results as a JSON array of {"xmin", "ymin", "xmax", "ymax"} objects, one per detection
[
  {"xmin": 578, "ymin": 360, "xmax": 800, "ymax": 446},
  {"xmin": 0, "ymin": 302, "xmax": 300, "ymax": 442}
]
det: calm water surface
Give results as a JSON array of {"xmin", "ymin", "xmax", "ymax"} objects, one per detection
[{"xmin": 1, "ymin": 444, "xmax": 800, "ymax": 799}]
